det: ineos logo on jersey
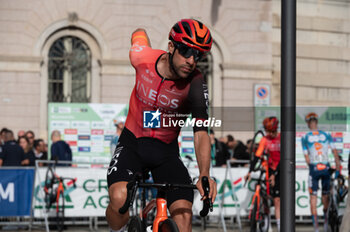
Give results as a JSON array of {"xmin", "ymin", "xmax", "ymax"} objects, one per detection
[
  {"xmin": 141, "ymin": 73, "xmax": 153, "ymax": 83},
  {"xmin": 136, "ymin": 80, "xmax": 179, "ymax": 109},
  {"xmin": 268, "ymin": 143, "xmax": 280, "ymax": 152}
]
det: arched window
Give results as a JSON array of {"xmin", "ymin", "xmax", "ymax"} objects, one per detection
[
  {"xmin": 48, "ymin": 36, "xmax": 91, "ymax": 103},
  {"xmin": 197, "ymin": 53, "xmax": 213, "ymax": 105}
]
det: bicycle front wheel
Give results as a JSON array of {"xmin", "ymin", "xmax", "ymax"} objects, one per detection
[
  {"xmin": 327, "ymin": 200, "xmax": 339, "ymax": 232},
  {"xmin": 56, "ymin": 190, "xmax": 65, "ymax": 232},
  {"xmin": 250, "ymin": 200, "xmax": 258, "ymax": 232},
  {"xmin": 128, "ymin": 216, "xmax": 143, "ymax": 232},
  {"xmin": 158, "ymin": 218, "xmax": 179, "ymax": 232},
  {"xmin": 258, "ymin": 212, "xmax": 270, "ymax": 232}
]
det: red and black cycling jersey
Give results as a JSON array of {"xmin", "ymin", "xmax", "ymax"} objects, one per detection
[{"xmin": 124, "ymin": 31, "xmax": 209, "ymax": 144}]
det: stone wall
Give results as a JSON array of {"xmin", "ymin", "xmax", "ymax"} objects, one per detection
[{"xmin": 0, "ymin": 0, "xmax": 349, "ymax": 141}]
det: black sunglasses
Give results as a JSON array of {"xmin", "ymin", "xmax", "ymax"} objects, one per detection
[{"xmin": 173, "ymin": 42, "xmax": 205, "ymax": 62}]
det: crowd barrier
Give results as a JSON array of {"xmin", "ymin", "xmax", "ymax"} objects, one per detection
[{"xmin": 0, "ymin": 161, "xmax": 348, "ymax": 230}]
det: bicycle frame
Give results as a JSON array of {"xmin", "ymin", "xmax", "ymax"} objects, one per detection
[
  {"xmin": 120, "ymin": 173, "xmax": 212, "ymax": 231},
  {"xmin": 154, "ymin": 198, "xmax": 168, "ymax": 232},
  {"xmin": 327, "ymin": 169, "xmax": 345, "ymax": 232},
  {"xmin": 249, "ymin": 162, "xmax": 270, "ymax": 221},
  {"xmin": 248, "ymin": 154, "xmax": 271, "ymax": 232},
  {"xmin": 43, "ymin": 163, "xmax": 77, "ymax": 232}
]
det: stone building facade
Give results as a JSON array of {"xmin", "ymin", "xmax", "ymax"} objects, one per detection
[{"xmin": 0, "ymin": 0, "xmax": 349, "ymax": 141}]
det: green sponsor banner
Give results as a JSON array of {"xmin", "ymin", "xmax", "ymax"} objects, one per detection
[{"xmin": 48, "ymin": 103, "xmax": 128, "ymax": 163}]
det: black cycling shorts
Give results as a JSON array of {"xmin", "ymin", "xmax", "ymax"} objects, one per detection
[
  {"xmin": 107, "ymin": 127, "xmax": 193, "ymax": 207},
  {"xmin": 269, "ymin": 168, "xmax": 280, "ymax": 198}
]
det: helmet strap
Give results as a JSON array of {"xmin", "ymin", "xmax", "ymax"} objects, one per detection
[{"xmin": 169, "ymin": 48, "xmax": 181, "ymax": 78}]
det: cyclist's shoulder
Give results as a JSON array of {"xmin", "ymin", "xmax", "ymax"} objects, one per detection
[
  {"xmin": 130, "ymin": 45, "xmax": 166, "ymax": 66},
  {"xmin": 317, "ymin": 130, "xmax": 330, "ymax": 135},
  {"xmin": 189, "ymin": 69, "xmax": 204, "ymax": 82}
]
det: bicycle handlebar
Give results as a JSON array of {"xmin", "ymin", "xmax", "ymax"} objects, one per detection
[
  {"xmin": 119, "ymin": 174, "xmax": 213, "ymax": 217},
  {"xmin": 118, "ymin": 173, "xmax": 141, "ymax": 214},
  {"xmin": 199, "ymin": 176, "xmax": 213, "ymax": 217}
]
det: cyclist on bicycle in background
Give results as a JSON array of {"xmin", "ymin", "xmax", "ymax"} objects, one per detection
[
  {"xmin": 340, "ymin": 151, "xmax": 350, "ymax": 231},
  {"xmin": 302, "ymin": 112, "xmax": 341, "ymax": 232},
  {"xmin": 245, "ymin": 116, "xmax": 281, "ymax": 232},
  {"xmin": 106, "ymin": 19, "xmax": 217, "ymax": 232}
]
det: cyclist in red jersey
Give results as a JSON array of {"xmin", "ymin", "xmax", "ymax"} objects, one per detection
[
  {"xmin": 245, "ymin": 117, "xmax": 281, "ymax": 232},
  {"xmin": 106, "ymin": 19, "xmax": 217, "ymax": 232}
]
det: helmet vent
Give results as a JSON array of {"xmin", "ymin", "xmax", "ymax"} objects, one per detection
[
  {"xmin": 173, "ymin": 24, "xmax": 182, "ymax": 33},
  {"xmin": 181, "ymin": 21, "xmax": 193, "ymax": 38},
  {"xmin": 183, "ymin": 37, "xmax": 194, "ymax": 45},
  {"xmin": 196, "ymin": 32, "xmax": 205, "ymax": 43},
  {"xmin": 197, "ymin": 20, "xmax": 203, "ymax": 29},
  {"xmin": 206, "ymin": 34, "xmax": 212, "ymax": 44}
]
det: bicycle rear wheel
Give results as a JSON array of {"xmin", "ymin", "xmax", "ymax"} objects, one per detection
[
  {"xmin": 158, "ymin": 218, "xmax": 179, "ymax": 232},
  {"xmin": 128, "ymin": 216, "xmax": 143, "ymax": 232},
  {"xmin": 56, "ymin": 190, "xmax": 65, "ymax": 232},
  {"xmin": 44, "ymin": 167, "xmax": 55, "ymax": 211}
]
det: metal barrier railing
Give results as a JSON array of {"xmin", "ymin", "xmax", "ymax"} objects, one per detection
[{"xmin": 1, "ymin": 160, "xmax": 348, "ymax": 231}]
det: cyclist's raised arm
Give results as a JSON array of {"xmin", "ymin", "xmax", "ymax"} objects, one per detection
[
  {"xmin": 130, "ymin": 28, "xmax": 151, "ymax": 47},
  {"xmin": 129, "ymin": 28, "xmax": 153, "ymax": 68},
  {"xmin": 193, "ymin": 130, "xmax": 217, "ymax": 203},
  {"xmin": 248, "ymin": 137, "xmax": 266, "ymax": 173}
]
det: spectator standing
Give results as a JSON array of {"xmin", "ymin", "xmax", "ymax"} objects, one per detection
[
  {"xmin": 17, "ymin": 130, "xmax": 25, "ymax": 141},
  {"xmin": 0, "ymin": 127, "xmax": 8, "ymax": 148},
  {"xmin": 110, "ymin": 117, "xmax": 125, "ymax": 156},
  {"xmin": 50, "ymin": 130, "xmax": 72, "ymax": 166},
  {"xmin": 25, "ymin": 130, "xmax": 35, "ymax": 149},
  {"xmin": 209, "ymin": 129, "xmax": 230, "ymax": 167},
  {"xmin": 18, "ymin": 136, "xmax": 33, "ymax": 166},
  {"xmin": 31, "ymin": 139, "xmax": 47, "ymax": 166},
  {"xmin": 226, "ymin": 134, "xmax": 250, "ymax": 167},
  {"xmin": 0, "ymin": 130, "xmax": 28, "ymax": 166}
]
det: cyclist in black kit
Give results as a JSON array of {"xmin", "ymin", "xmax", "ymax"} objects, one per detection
[{"xmin": 106, "ymin": 19, "xmax": 217, "ymax": 232}]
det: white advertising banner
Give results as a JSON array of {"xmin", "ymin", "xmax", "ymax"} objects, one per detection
[{"xmin": 33, "ymin": 166, "xmax": 347, "ymax": 217}]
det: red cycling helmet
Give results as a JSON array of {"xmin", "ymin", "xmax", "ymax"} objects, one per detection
[
  {"xmin": 263, "ymin": 117, "xmax": 279, "ymax": 132},
  {"xmin": 305, "ymin": 112, "xmax": 318, "ymax": 122},
  {"xmin": 169, "ymin": 19, "xmax": 212, "ymax": 52}
]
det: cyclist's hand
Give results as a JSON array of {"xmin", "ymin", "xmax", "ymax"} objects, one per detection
[
  {"xmin": 244, "ymin": 172, "xmax": 251, "ymax": 182},
  {"xmin": 269, "ymin": 174, "xmax": 275, "ymax": 187},
  {"xmin": 196, "ymin": 176, "xmax": 217, "ymax": 204}
]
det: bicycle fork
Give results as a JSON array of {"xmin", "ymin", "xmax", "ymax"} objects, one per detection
[
  {"xmin": 153, "ymin": 198, "xmax": 168, "ymax": 232},
  {"xmin": 250, "ymin": 185, "xmax": 261, "ymax": 221}
]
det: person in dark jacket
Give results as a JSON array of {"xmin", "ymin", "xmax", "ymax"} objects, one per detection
[
  {"xmin": 18, "ymin": 135, "xmax": 35, "ymax": 166},
  {"xmin": 209, "ymin": 129, "xmax": 230, "ymax": 167},
  {"xmin": 0, "ymin": 130, "xmax": 28, "ymax": 166},
  {"xmin": 50, "ymin": 130, "xmax": 72, "ymax": 166},
  {"xmin": 226, "ymin": 134, "xmax": 250, "ymax": 167}
]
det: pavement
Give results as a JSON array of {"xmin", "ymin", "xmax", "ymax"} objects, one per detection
[{"xmin": 1, "ymin": 222, "xmax": 316, "ymax": 232}]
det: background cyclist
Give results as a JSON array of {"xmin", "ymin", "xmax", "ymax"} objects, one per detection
[
  {"xmin": 340, "ymin": 150, "xmax": 350, "ymax": 231},
  {"xmin": 302, "ymin": 112, "xmax": 341, "ymax": 232},
  {"xmin": 106, "ymin": 19, "xmax": 217, "ymax": 232},
  {"xmin": 245, "ymin": 116, "xmax": 281, "ymax": 232}
]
